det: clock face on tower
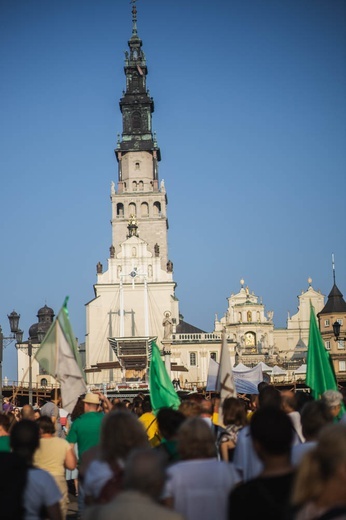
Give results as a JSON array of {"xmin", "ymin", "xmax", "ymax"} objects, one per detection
[{"xmin": 245, "ymin": 332, "xmax": 255, "ymax": 347}]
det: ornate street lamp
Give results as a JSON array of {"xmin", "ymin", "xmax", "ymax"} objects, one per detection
[
  {"xmin": 333, "ymin": 321, "xmax": 345, "ymax": 342},
  {"xmin": 0, "ymin": 311, "xmax": 23, "ymax": 410}
]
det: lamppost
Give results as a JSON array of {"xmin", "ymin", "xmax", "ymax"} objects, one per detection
[
  {"xmin": 0, "ymin": 311, "xmax": 23, "ymax": 410},
  {"xmin": 333, "ymin": 321, "xmax": 346, "ymax": 342},
  {"xmin": 18, "ymin": 333, "xmax": 45, "ymax": 407}
]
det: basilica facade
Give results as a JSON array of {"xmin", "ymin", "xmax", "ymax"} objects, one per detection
[{"xmin": 15, "ymin": 4, "xmax": 346, "ymax": 392}]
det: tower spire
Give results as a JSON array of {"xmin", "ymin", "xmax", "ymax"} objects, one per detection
[
  {"xmin": 131, "ymin": 0, "xmax": 138, "ymax": 37},
  {"xmin": 116, "ymin": 0, "xmax": 161, "ymax": 159},
  {"xmin": 332, "ymin": 253, "xmax": 336, "ymax": 285}
]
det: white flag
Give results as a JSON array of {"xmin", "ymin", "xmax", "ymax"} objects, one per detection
[
  {"xmin": 215, "ymin": 330, "xmax": 236, "ymax": 427},
  {"xmin": 35, "ymin": 297, "xmax": 87, "ymax": 413}
]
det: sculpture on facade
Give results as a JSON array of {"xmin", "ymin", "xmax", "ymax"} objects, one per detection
[{"xmin": 162, "ymin": 312, "xmax": 173, "ymax": 339}]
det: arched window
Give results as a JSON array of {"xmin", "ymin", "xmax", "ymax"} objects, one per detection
[
  {"xmin": 138, "ymin": 180, "xmax": 144, "ymax": 191},
  {"xmin": 132, "ymin": 73, "xmax": 139, "ymax": 89},
  {"xmin": 141, "ymin": 202, "xmax": 149, "ymax": 217},
  {"xmin": 153, "ymin": 201, "xmax": 161, "ymax": 216},
  {"xmin": 132, "ymin": 111, "xmax": 141, "ymax": 130},
  {"xmin": 132, "ymin": 181, "xmax": 137, "ymax": 191},
  {"xmin": 116, "ymin": 203, "xmax": 124, "ymax": 217},
  {"xmin": 40, "ymin": 378, "xmax": 48, "ymax": 387},
  {"xmin": 129, "ymin": 203, "xmax": 136, "ymax": 216},
  {"xmin": 135, "ymin": 162, "xmax": 140, "ymax": 170}
]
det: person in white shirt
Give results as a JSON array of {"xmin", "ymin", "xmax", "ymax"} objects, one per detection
[
  {"xmin": 291, "ymin": 399, "xmax": 333, "ymax": 466},
  {"xmin": 233, "ymin": 385, "xmax": 282, "ymax": 481},
  {"xmin": 162, "ymin": 417, "xmax": 240, "ymax": 520},
  {"xmin": 10, "ymin": 419, "xmax": 62, "ymax": 520}
]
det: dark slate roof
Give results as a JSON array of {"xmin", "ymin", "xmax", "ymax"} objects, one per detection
[
  {"xmin": 176, "ymin": 320, "xmax": 207, "ymax": 334},
  {"xmin": 318, "ymin": 284, "xmax": 346, "ymax": 315}
]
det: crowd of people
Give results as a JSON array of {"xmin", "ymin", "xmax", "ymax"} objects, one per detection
[{"xmin": 1, "ymin": 384, "xmax": 346, "ymax": 520}]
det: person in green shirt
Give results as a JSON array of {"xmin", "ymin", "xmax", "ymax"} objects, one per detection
[
  {"xmin": 0, "ymin": 413, "xmax": 12, "ymax": 452},
  {"xmin": 66, "ymin": 392, "xmax": 105, "ymax": 518}
]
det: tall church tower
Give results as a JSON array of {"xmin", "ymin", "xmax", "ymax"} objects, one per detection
[
  {"xmin": 113, "ymin": 2, "xmax": 168, "ymax": 268},
  {"xmin": 85, "ymin": 2, "xmax": 179, "ymax": 384}
]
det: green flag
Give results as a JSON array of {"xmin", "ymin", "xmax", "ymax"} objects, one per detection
[
  {"xmin": 306, "ymin": 302, "xmax": 338, "ymax": 400},
  {"xmin": 35, "ymin": 297, "xmax": 87, "ymax": 413},
  {"xmin": 149, "ymin": 341, "xmax": 181, "ymax": 414}
]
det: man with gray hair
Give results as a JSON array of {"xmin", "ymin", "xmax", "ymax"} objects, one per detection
[
  {"xmin": 84, "ymin": 449, "xmax": 184, "ymax": 520},
  {"xmin": 322, "ymin": 390, "xmax": 344, "ymax": 421}
]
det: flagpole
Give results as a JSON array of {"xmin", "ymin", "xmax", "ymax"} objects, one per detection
[
  {"xmin": 120, "ymin": 278, "xmax": 124, "ymax": 337},
  {"xmin": 144, "ymin": 276, "xmax": 149, "ymax": 337},
  {"xmin": 54, "ymin": 312, "xmax": 60, "ymax": 395}
]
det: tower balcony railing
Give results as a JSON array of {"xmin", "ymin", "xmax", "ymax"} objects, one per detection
[{"xmin": 171, "ymin": 333, "xmax": 231, "ymax": 343}]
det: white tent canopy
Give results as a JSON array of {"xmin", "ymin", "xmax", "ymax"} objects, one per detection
[
  {"xmin": 256, "ymin": 361, "xmax": 273, "ymax": 372},
  {"xmin": 232, "ymin": 362, "xmax": 251, "ymax": 372},
  {"xmin": 271, "ymin": 365, "xmax": 287, "ymax": 375},
  {"xmin": 294, "ymin": 363, "xmax": 307, "ymax": 374}
]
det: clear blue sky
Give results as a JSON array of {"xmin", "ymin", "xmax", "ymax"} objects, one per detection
[{"xmin": 1, "ymin": 0, "xmax": 345, "ymax": 381}]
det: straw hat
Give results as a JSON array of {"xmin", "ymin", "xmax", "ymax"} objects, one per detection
[{"xmin": 83, "ymin": 393, "xmax": 100, "ymax": 405}]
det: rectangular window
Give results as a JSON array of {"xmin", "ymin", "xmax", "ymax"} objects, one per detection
[
  {"xmin": 189, "ymin": 352, "xmax": 197, "ymax": 366},
  {"xmin": 339, "ymin": 361, "xmax": 346, "ymax": 372},
  {"xmin": 325, "ymin": 319, "xmax": 330, "ymax": 327},
  {"xmin": 325, "ymin": 341, "xmax": 331, "ymax": 350},
  {"xmin": 337, "ymin": 340, "xmax": 345, "ymax": 350},
  {"xmin": 337, "ymin": 319, "xmax": 343, "ymax": 325},
  {"xmin": 210, "ymin": 352, "xmax": 217, "ymax": 362}
]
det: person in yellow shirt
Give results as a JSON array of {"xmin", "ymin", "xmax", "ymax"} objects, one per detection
[{"xmin": 138, "ymin": 397, "xmax": 161, "ymax": 447}]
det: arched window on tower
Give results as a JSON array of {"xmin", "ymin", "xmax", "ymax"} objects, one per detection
[
  {"xmin": 132, "ymin": 73, "xmax": 139, "ymax": 89},
  {"xmin": 139, "ymin": 180, "xmax": 144, "ymax": 191},
  {"xmin": 135, "ymin": 161, "xmax": 140, "ymax": 170},
  {"xmin": 153, "ymin": 201, "xmax": 161, "ymax": 216},
  {"xmin": 132, "ymin": 111, "xmax": 141, "ymax": 130},
  {"xmin": 132, "ymin": 181, "xmax": 137, "ymax": 191},
  {"xmin": 129, "ymin": 202, "xmax": 136, "ymax": 216},
  {"xmin": 116, "ymin": 203, "xmax": 124, "ymax": 217},
  {"xmin": 141, "ymin": 202, "xmax": 149, "ymax": 217}
]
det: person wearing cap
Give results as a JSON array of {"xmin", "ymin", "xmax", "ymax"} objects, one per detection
[
  {"xmin": 322, "ymin": 390, "xmax": 344, "ymax": 422},
  {"xmin": 66, "ymin": 392, "xmax": 104, "ymax": 518}
]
